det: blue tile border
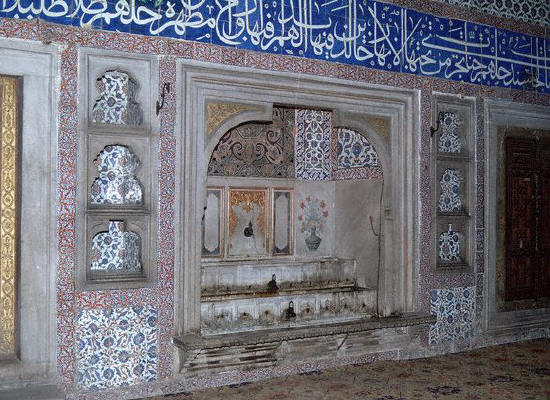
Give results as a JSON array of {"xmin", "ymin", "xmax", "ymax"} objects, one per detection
[{"xmin": 1, "ymin": 1, "xmax": 549, "ymax": 93}]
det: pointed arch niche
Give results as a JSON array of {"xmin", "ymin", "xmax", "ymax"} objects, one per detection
[{"xmin": 175, "ymin": 64, "xmax": 421, "ymax": 351}]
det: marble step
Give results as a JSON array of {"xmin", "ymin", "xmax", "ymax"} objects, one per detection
[{"xmin": 176, "ymin": 313, "xmax": 436, "ymax": 350}]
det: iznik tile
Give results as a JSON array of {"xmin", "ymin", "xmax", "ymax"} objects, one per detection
[
  {"xmin": 436, "ymin": 0, "xmax": 550, "ymax": 28},
  {"xmin": 91, "ymin": 220, "xmax": 142, "ymax": 272},
  {"xmin": 429, "ymin": 286, "xmax": 475, "ymax": 345},
  {"xmin": 438, "ymin": 169, "xmax": 462, "ymax": 213},
  {"xmin": 439, "ymin": 223, "xmax": 462, "ymax": 263},
  {"xmin": 92, "ymin": 70, "xmax": 143, "ymax": 125},
  {"xmin": 208, "ymin": 107, "xmax": 295, "ymax": 178},
  {"xmin": 438, "ymin": 112, "xmax": 462, "ymax": 154},
  {"xmin": 295, "ymin": 109, "xmax": 331, "ymax": 181},
  {"xmin": 76, "ymin": 307, "xmax": 158, "ymax": 390},
  {"xmin": 298, "ymin": 196, "xmax": 329, "ymax": 251},
  {"xmin": 91, "ymin": 145, "xmax": 143, "ymax": 205},
  {"xmin": 336, "ymin": 128, "xmax": 378, "ymax": 168}
]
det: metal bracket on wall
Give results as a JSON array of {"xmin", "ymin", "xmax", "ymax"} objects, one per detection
[{"xmin": 156, "ymin": 82, "xmax": 171, "ymax": 116}]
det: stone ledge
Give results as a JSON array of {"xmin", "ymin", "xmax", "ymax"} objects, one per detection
[
  {"xmin": 174, "ymin": 312, "xmax": 435, "ymax": 350},
  {"xmin": 0, "ymin": 385, "xmax": 64, "ymax": 400}
]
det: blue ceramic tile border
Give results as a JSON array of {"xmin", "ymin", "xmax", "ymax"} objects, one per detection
[{"xmin": 1, "ymin": 0, "xmax": 549, "ymax": 93}]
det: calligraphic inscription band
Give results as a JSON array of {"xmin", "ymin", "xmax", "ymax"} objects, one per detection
[
  {"xmin": 1, "ymin": 1, "xmax": 549, "ymax": 93},
  {"xmin": 0, "ymin": 76, "xmax": 19, "ymax": 358}
]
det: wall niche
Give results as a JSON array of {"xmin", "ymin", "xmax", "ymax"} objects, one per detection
[
  {"xmin": 77, "ymin": 49, "xmax": 159, "ymax": 290},
  {"xmin": 201, "ymin": 105, "xmax": 384, "ymax": 335}
]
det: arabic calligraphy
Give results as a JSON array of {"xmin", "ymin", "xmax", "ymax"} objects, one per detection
[{"xmin": 1, "ymin": 0, "xmax": 549, "ymax": 92}]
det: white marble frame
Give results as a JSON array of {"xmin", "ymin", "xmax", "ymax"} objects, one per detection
[
  {"xmin": 484, "ymin": 100, "xmax": 550, "ymax": 334},
  {"xmin": 0, "ymin": 39, "xmax": 59, "ymax": 389},
  {"xmin": 175, "ymin": 61, "xmax": 420, "ymax": 336}
]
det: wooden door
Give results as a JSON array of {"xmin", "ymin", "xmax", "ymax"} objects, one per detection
[{"xmin": 505, "ymin": 137, "xmax": 550, "ymax": 301}]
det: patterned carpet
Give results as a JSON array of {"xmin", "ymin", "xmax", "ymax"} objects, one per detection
[{"xmin": 152, "ymin": 339, "xmax": 550, "ymax": 400}]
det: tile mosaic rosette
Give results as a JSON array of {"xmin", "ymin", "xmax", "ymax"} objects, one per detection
[
  {"xmin": 438, "ymin": 169, "xmax": 462, "ymax": 212},
  {"xmin": 76, "ymin": 307, "xmax": 158, "ymax": 390},
  {"xmin": 91, "ymin": 145, "xmax": 143, "ymax": 205},
  {"xmin": 429, "ymin": 286, "xmax": 475, "ymax": 344},
  {"xmin": 91, "ymin": 220, "xmax": 142, "ymax": 272},
  {"xmin": 92, "ymin": 70, "xmax": 143, "ymax": 125},
  {"xmin": 438, "ymin": 112, "xmax": 462, "ymax": 154}
]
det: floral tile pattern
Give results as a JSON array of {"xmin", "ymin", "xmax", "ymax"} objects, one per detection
[
  {"xmin": 437, "ymin": 0, "xmax": 550, "ymax": 28},
  {"xmin": 207, "ymin": 107, "xmax": 295, "ymax": 178},
  {"xmin": 76, "ymin": 307, "xmax": 158, "ymax": 390},
  {"xmin": 295, "ymin": 109, "xmax": 331, "ymax": 181},
  {"xmin": 438, "ymin": 223, "xmax": 463, "ymax": 263},
  {"xmin": 91, "ymin": 220, "xmax": 142, "ymax": 272},
  {"xmin": 92, "ymin": 70, "xmax": 143, "ymax": 125},
  {"xmin": 332, "ymin": 128, "xmax": 383, "ymax": 180},
  {"xmin": 438, "ymin": 112, "xmax": 462, "ymax": 154},
  {"xmin": 336, "ymin": 128, "xmax": 378, "ymax": 168},
  {"xmin": 91, "ymin": 145, "xmax": 143, "ymax": 205},
  {"xmin": 438, "ymin": 169, "xmax": 462, "ymax": 212},
  {"xmin": 429, "ymin": 286, "xmax": 475, "ymax": 345}
]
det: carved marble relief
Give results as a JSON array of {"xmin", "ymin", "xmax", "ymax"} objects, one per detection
[
  {"xmin": 295, "ymin": 109, "xmax": 332, "ymax": 180},
  {"xmin": 92, "ymin": 70, "xmax": 143, "ymax": 125},
  {"xmin": 438, "ymin": 169, "xmax": 462, "ymax": 213},
  {"xmin": 208, "ymin": 107, "xmax": 295, "ymax": 178},
  {"xmin": 438, "ymin": 224, "xmax": 462, "ymax": 263},
  {"xmin": 227, "ymin": 189, "xmax": 268, "ymax": 257},
  {"xmin": 90, "ymin": 145, "xmax": 143, "ymax": 205},
  {"xmin": 273, "ymin": 190, "xmax": 293, "ymax": 255},
  {"xmin": 438, "ymin": 112, "xmax": 462, "ymax": 154},
  {"xmin": 76, "ymin": 307, "xmax": 158, "ymax": 390},
  {"xmin": 91, "ymin": 221, "xmax": 142, "ymax": 272},
  {"xmin": 202, "ymin": 188, "xmax": 224, "ymax": 257},
  {"xmin": 298, "ymin": 196, "xmax": 329, "ymax": 251}
]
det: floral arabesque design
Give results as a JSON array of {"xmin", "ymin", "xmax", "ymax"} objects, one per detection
[
  {"xmin": 92, "ymin": 70, "xmax": 143, "ymax": 125},
  {"xmin": 76, "ymin": 306, "xmax": 157, "ymax": 390},
  {"xmin": 298, "ymin": 196, "xmax": 329, "ymax": 250},
  {"xmin": 91, "ymin": 220, "xmax": 142, "ymax": 272},
  {"xmin": 438, "ymin": 169, "xmax": 462, "ymax": 212},
  {"xmin": 429, "ymin": 286, "xmax": 475, "ymax": 345},
  {"xmin": 91, "ymin": 145, "xmax": 143, "ymax": 205},
  {"xmin": 336, "ymin": 128, "xmax": 378, "ymax": 168},
  {"xmin": 438, "ymin": 223, "xmax": 462, "ymax": 263},
  {"xmin": 438, "ymin": 112, "xmax": 462, "ymax": 153}
]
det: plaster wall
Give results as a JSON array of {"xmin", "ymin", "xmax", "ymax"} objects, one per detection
[{"xmin": 335, "ymin": 178, "xmax": 383, "ymax": 289}]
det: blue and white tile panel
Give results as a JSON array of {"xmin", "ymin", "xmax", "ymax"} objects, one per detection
[
  {"xmin": 76, "ymin": 307, "xmax": 158, "ymax": 391},
  {"xmin": 295, "ymin": 109, "xmax": 332, "ymax": 181},
  {"xmin": 429, "ymin": 286, "xmax": 475, "ymax": 345},
  {"xmin": 1, "ymin": 1, "xmax": 549, "ymax": 93}
]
